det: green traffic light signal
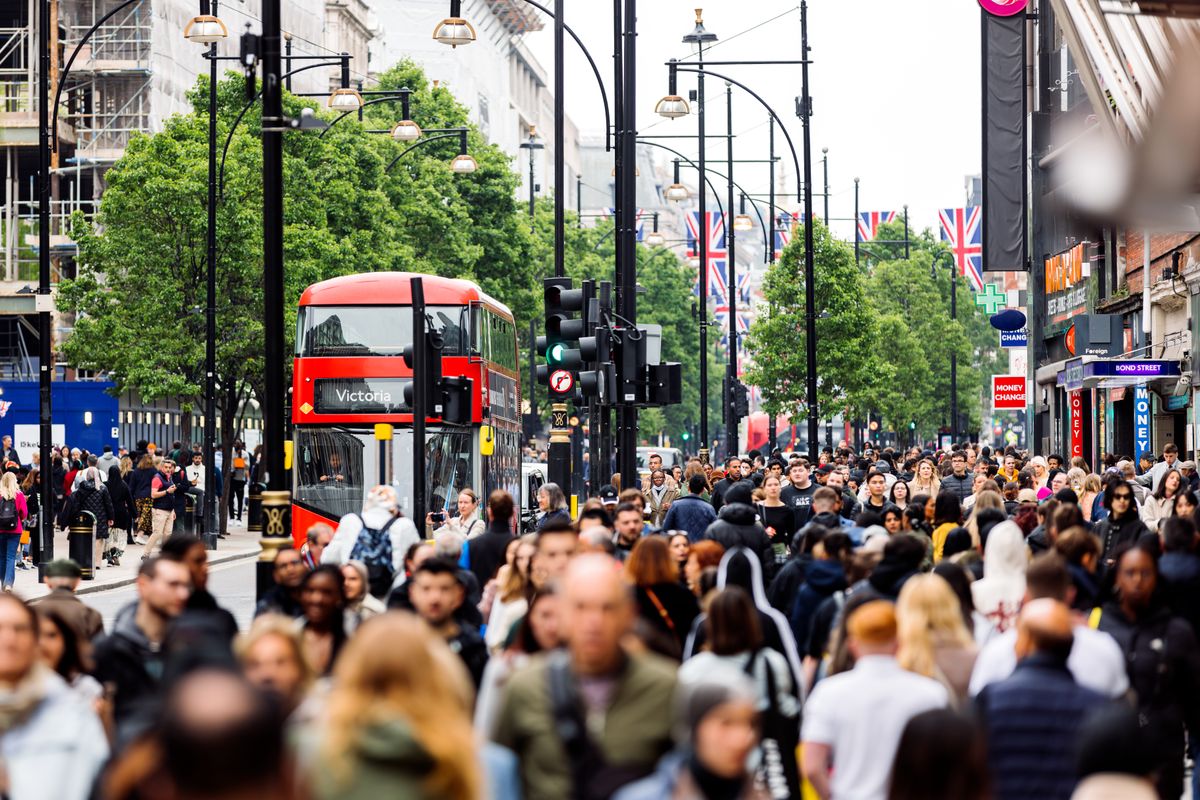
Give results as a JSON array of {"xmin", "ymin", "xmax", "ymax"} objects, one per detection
[
  {"xmin": 547, "ymin": 341, "xmax": 567, "ymax": 364},
  {"xmin": 681, "ymin": 431, "xmax": 691, "ymax": 441}
]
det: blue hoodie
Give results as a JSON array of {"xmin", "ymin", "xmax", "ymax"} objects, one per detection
[{"xmin": 789, "ymin": 558, "xmax": 847, "ymax": 651}]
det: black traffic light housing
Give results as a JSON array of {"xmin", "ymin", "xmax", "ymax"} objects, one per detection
[
  {"xmin": 542, "ymin": 278, "xmax": 588, "ymax": 388},
  {"xmin": 402, "ymin": 325, "xmax": 445, "ymax": 415}
]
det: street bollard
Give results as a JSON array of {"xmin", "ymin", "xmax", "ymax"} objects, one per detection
[
  {"xmin": 185, "ymin": 494, "xmax": 197, "ymax": 535},
  {"xmin": 68, "ymin": 511, "xmax": 96, "ymax": 580},
  {"xmin": 247, "ymin": 482, "xmax": 264, "ymax": 536}
]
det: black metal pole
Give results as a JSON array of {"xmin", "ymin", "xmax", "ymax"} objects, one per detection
[
  {"xmin": 257, "ymin": 0, "xmax": 289, "ymax": 596},
  {"xmin": 697, "ymin": 47, "xmax": 709, "ymax": 462},
  {"xmin": 284, "ymin": 33, "xmax": 292, "ymax": 91},
  {"xmin": 616, "ymin": 0, "xmax": 638, "ymax": 488},
  {"xmin": 203, "ymin": 2, "xmax": 219, "ymax": 547},
  {"xmin": 576, "ymin": 174, "xmax": 582, "ymax": 228},
  {"xmin": 854, "ymin": 177, "xmax": 859, "ymax": 268},
  {"xmin": 411, "ymin": 278, "xmax": 427, "ymax": 522},
  {"xmin": 527, "ymin": 318, "xmax": 537, "ymax": 442},
  {"xmin": 37, "ymin": 0, "xmax": 52, "ymax": 570},
  {"xmin": 766, "ymin": 117, "xmax": 777, "ymax": 454},
  {"xmin": 951, "ymin": 259, "xmax": 958, "ymax": 444},
  {"xmin": 903, "ymin": 205, "xmax": 910, "ymax": 259},
  {"xmin": 527, "ymin": 138, "xmax": 536, "ymax": 221},
  {"xmin": 725, "ymin": 83, "xmax": 738, "ymax": 454},
  {"xmin": 822, "ymin": 147, "xmax": 829, "ymax": 224},
  {"xmin": 554, "ymin": 0, "xmax": 565, "ymax": 278},
  {"xmin": 800, "ymin": 0, "xmax": 818, "ymax": 463}
]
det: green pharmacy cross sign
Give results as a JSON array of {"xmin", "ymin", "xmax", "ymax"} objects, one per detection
[{"xmin": 975, "ymin": 283, "xmax": 1007, "ymax": 315}]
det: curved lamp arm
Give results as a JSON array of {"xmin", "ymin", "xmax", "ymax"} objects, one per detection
[
  {"xmin": 674, "ymin": 66, "xmax": 803, "ymax": 209},
  {"xmin": 218, "ymin": 59, "xmax": 342, "ymax": 198},
  {"xmin": 51, "ymin": 0, "xmax": 144, "ymax": 151},
  {"xmin": 384, "ymin": 130, "xmax": 467, "ymax": 173},
  {"xmin": 319, "ymin": 92, "xmax": 411, "ymax": 138},
  {"xmin": 515, "ymin": 0, "xmax": 612, "ymax": 151}
]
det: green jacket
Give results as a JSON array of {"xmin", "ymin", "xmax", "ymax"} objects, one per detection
[
  {"xmin": 309, "ymin": 719, "xmax": 439, "ymax": 800},
  {"xmin": 492, "ymin": 651, "xmax": 677, "ymax": 800}
]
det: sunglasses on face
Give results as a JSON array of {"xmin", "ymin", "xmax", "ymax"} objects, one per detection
[{"xmin": 1113, "ymin": 494, "xmax": 1133, "ymax": 501}]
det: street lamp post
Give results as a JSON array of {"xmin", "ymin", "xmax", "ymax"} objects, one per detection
[
  {"xmin": 822, "ymin": 147, "xmax": 829, "ymax": 225},
  {"xmin": 799, "ymin": 0, "xmax": 818, "ymax": 463},
  {"xmin": 614, "ymin": 0, "xmax": 638, "ymax": 488},
  {"xmin": 932, "ymin": 250, "xmax": 959, "ymax": 444},
  {"xmin": 185, "ymin": 0, "xmax": 228, "ymax": 548},
  {"xmin": 854, "ymin": 176, "xmax": 860, "ymax": 268},
  {"xmin": 681, "ymin": 9, "xmax": 716, "ymax": 464},
  {"xmin": 724, "ymin": 83, "xmax": 738, "ymax": 453},
  {"xmin": 518, "ymin": 127, "xmax": 542, "ymax": 226},
  {"xmin": 36, "ymin": 0, "xmax": 51, "ymax": 571}
]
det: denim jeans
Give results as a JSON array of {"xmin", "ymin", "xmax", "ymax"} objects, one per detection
[{"xmin": 0, "ymin": 534, "xmax": 18, "ymax": 588}]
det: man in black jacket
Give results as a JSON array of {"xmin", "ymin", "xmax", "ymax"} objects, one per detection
[
  {"xmin": 466, "ymin": 489, "xmax": 516, "ymax": 587},
  {"xmin": 161, "ymin": 533, "xmax": 238, "ymax": 642},
  {"xmin": 710, "ymin": 455, "xmax": 742, "ymax": 513},
  {"xmin": 941, "ymin": 451, "xmax": 973, "ymax": 504},
  {"xmin": 702, "ymin": 481, "xmax": 773, "ymax": 575},
  {"xmin": 409, "ymin": 556, "xmax": 488, "ymax": 688},
  {"xmin": 93, "ymin": 555, "xmax": 191, "ymax": 746}
]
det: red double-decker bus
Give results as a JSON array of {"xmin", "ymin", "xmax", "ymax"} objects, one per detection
[{"xmin": 291, "ymin": 272, "xmax": 522, "ymax": 542}]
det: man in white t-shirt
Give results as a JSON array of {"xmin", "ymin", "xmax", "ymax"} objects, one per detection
[
  {"xmin": 969, "ymin": 553, "xmax": 1128, "ymax": 698},
  {"xmin": 801, "ymin": 600, "xmax": 948, "ymax": 800}
]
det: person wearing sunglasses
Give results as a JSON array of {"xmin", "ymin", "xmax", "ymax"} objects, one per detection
[{"xmin": 1094, "ymin": 480, "xmax": 1150, "ymax": 565}]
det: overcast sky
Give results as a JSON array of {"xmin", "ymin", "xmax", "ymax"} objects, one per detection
[{"xmin": 524, "ymin": 1, "xmax": 982, "ymax": 242}]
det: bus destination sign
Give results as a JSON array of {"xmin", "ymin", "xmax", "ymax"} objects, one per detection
[{"xmin": 314, "ymin": 378, "xmax": 412, "ymax": 414}]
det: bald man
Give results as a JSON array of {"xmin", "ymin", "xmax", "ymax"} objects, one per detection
[
  {"xmin": 976, "ymin": 599, "xmax": 1110, "ymax": 800},
  {"xmin": 492, "ymin": 555, "xmax": 676, "ymax": 800}
]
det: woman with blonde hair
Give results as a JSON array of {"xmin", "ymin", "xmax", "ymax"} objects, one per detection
[
  {"xmin": 896, "ymin": 573, "xmax": 978, "ymax": 705},
  {"xmin": 911, "ymin": 458, "xmax": 941, "ymax": 498},
  {"xmin": 309, "ymin": 613, "xmax": 480, "ymax": 800},
  {"xmin": 0, "ymin": 470, "xmax": 28, "ymax": 589},
  {"xmin": 1079, "ymin": 472, "xmax": 1103, "ymax": 522},
  {"xmin": 964, "ymin": 490, "xmax": 1005, "ymax": 550},
  {"xmin": 237, "ymin": 613, "xmax": 315, "ymax": 717},
  {"xmin": 485, "ymin": 533, "xmax": 535, "ymax": 651}
]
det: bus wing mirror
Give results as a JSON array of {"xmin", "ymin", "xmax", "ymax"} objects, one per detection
[{"xmin": 480, "ymin": 424, "xmax": 495, "ymax": 457}]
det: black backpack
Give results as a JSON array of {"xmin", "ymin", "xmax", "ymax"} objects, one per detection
[
  {"xmin": 0, "ymin": 495, "xmax": 18, "ymax": 531},
  {"xmin": 348, "ymin": 514, "xmax": 399, "ymax": 598}
]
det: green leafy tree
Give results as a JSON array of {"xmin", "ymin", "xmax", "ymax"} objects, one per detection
[{"xmin": 745, "ymin": 219, "xmax": 880, "ymax": 433}]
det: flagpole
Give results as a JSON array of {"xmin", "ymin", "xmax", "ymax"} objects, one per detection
[{"xmin": 725, "ymin": 83, "xmax": 738, "ymax": 453}]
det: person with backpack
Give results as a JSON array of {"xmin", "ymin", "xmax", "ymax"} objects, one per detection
[
  {"xmin": 0, "ymin": 470, "xmax": 27, "ymax": 589},
  {"xmin": 321, "ymin": 484, "xmax": 420, "ymax": 599}
]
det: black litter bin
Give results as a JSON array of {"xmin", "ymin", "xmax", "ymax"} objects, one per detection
[{"xmin": 68, "ymin": 511, "xmax": 96, "ymax": 580}]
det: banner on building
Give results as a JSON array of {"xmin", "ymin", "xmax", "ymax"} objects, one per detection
[
  {"xmin": 1134, "ymin": 384, "xmax": 1151, "ymax": 465},
  {"xmin": 1070, "ymin": 391, "xmax": 1084, "ymax": 459},
  {"xmin": 981, "ymin": 10, "xmax": 1027, "ymax": 273}
]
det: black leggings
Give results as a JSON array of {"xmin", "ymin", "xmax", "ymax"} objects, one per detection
[{"xmin": 230, "ymin": 479, "xmax": 246, "ymax": 518}]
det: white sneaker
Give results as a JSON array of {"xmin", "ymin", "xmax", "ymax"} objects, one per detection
[{"xmin": 134, "ymin": 537, "xmax": 148, "ymax": 546}]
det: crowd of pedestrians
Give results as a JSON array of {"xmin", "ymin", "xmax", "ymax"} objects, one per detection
[{"xmin": 5, "ymin": 439, "xmax": 1200, "ymax": 799}]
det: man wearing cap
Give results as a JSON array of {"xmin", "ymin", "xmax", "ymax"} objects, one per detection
[
  {"xmin": 1136, "ymin": 443, "xmax": 1180, "ymax": 494},
  {"xmin": 801, "ymin": 601, "xmax": 948, "ymax": 800},
  {"xmin": 32, "ymin": 559, "xmax": 103, "ymax": 639},
  {"xmin": 1181, "ymin": 460, "xmax": 1200, "ymax": 494}
]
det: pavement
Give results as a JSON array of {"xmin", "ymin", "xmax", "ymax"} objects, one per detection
[{"xmin": 10, "ymin": 516, "xmax": 262, "ymax": 601}]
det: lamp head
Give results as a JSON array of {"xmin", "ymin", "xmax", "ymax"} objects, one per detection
[
  {"xmin": 391, "ymin": 119, "xmax": 422, "ymax": 142},
  {"xmin": 433, "ymin": 13, "xmax": 476, "ymax": 47},
  {"xmin": 644, "ymin": 230, "xmax": 666, "ymax": 248},
  {"xmin": 655, "ymin": 95, "xmax": 690, "ymax": 119},
  {"xmin": 665, "ymin": 183, "xmax": 691, "ymax": 202},
  {"xmin": 733, "ymin": 214, "xmax": 754, "ymax": 232},
  {"xmin": 184, "ymin": 14, "xmax": 227, "ymax": 43},
  {"xmin": 327, "ymin": 87, "xmax": 363, "ymax": 111},
  {"xmin": 682, "ymin": 8, "xmax": 718, "ymax": 52},
  {"xmin": 450, "ymin": 153, "xmax": 478, "ymax": 174}
]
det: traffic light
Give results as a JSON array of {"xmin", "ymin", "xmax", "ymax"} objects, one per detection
[
  {"xmin": 733, "ymin": 381, "xmax": 750, "ymax": 420},
  {"xmin": 440, "ymin": 376, "xmax": 473, "ymax": 424},
  {"xmin": 402, "ymin": 325, "xmax": 445, "ymax": 415},
  {"xmin": 613, "ymin": 325, "xmax": 646, "ymax": 404},
  {"xmin": 541, "ymin": 277, "xmax": 587, "ymax": 382},
  {"xmin": 644, "ymin": 363, "xmax": 682, "ymax": 406}
]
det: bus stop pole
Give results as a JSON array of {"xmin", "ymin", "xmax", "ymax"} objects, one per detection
[{"xmin": 411, "ymin": 277, "xmax": 427, "ymax": 526}]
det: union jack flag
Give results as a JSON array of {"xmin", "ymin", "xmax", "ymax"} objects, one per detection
[
  {"xmin": 938, "ymin": 206, "xmax": 984, "ymax": 292},
  {"xmin": 774, "ymin": 211, "xmax": 800, "ymax": 258},
  {"xmin": 686, "ymin": 211, "xmax": 728, "ymax": 301},
  {"xmin": 736, "ymin": 270, "xmax": 752, "ymax": 304},
  {"xmin": 857, "ymin": 210, "xmax": 897, "ymax": 242},
  {"xmin": 713, "ymin": 303, "xmax": 751, "ymax": 347},
  {"xmin": 602, "ymin": 207, "xmax": 645, "ymax": 240}
]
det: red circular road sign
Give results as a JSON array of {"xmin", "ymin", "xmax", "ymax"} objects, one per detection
[
  {"xmin": 979, "ymin": 0, "xmax": 1028, "ymax": 16},
  {"xmin": 549, "ymin": 369, "xmax": 574, "ymax": 394}
]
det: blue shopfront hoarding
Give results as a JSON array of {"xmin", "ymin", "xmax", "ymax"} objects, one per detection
[{"xmin": 0, "ymin": 381, "xmax": 119, "ymax": 462}]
